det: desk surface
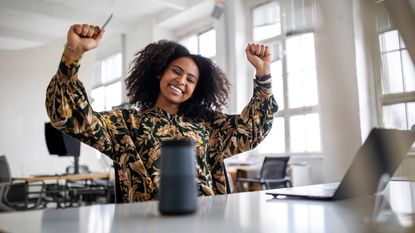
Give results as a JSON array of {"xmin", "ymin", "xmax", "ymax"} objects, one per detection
[
  {"xmin": 1, "ymin": 181, "xmax": 414, "ymax": 233},
  {"xmin": 12, "ymin": 172, "xmax": 110, "ymax": 182}
]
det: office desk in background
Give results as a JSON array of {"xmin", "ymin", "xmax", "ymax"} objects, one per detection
[
  {"xmin": 12, "ymin": 172, "xmax": 110, "ymax": 183},
  {"xmin": 11, "ymin": 172, "xmax": 112, "ymax": 208},
  {"xmin": 1, "ymin": 181, "xmax": 414, "ymax": 233}
]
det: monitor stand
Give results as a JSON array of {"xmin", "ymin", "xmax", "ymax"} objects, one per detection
[{"xmin": 73, "ymin": 156, "xmax": 79, "ymax": 174}]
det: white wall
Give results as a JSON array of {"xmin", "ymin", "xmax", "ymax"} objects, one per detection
[
  {"xmin": 353, "ymin": 0, "xmax": 382, "ymax": 140},
  {"xmin": 0, "ymin": 39, "xmax": 107, "ymax": 176},
  {"xmin": 0, "ymin": 13, "xmax": 164, "ymax": 177},
  {"xmin": 224, "ymin": 0, "xmax": 250, "ymax": 113},
  {"xmin": 314, "ymin": 0, "xmax": 363, "ymax": 182}
]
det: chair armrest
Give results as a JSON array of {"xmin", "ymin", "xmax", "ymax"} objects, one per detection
[
  {"xmin": 261, "ymin": 178, "xmax": 291, "ymax": 183},
  {"xmin": 236, "ymin": 177, "xmax": 261, "ymax": 183}
]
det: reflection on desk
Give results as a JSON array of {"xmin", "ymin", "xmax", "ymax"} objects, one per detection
[{"xmin": 1, "ymin": 181, "xmax": 414, "ymax": 233}]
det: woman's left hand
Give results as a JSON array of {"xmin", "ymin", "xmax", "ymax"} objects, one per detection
[{"xmin": 245, "ymin": 43, "xmax": 272, "ymax": 77}]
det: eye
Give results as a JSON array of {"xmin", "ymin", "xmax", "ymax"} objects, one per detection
[
  {"xmin": 187, "ymin": 77, "xmax": 196, "ymax": 84},
  {"xmin": 172, "ymin": 68, "xmax": 181, "ymax": 75}
]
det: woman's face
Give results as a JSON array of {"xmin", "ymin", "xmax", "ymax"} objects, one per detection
[{"xmin": 156, "ymin": 57, "xmax": 199, "ymax": 108}]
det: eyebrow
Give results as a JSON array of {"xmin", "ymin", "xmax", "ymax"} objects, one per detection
[{"xmin": 172, "ymin": 65, "xmax": 198, "ymax": 80}]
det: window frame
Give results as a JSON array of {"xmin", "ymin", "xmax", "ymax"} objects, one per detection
[
  {"xmin": 178, "ymin": 23, "xmax": 217, "ymax": 60},
  {"xmin": 248, "ymin": 0, "xmax": 322, "ymax": 157},
  {"xmin": 91, "ymin": 52, "xmax": 123, "ymax": 111},
  {"xmin": 374, "ymin": 1, "xmax": 415, "ymax": 132}
]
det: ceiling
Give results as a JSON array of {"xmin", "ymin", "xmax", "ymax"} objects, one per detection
[{"xmin": 0, "ymin": 0, "xmax": 210, "ymax": 50}]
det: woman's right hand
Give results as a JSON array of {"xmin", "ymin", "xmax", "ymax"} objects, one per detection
[{"xmin": 64, "ymin": 24, "xmax": 104, "ymax": 61}]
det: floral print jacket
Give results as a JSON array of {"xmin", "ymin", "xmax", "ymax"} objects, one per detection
[{"xmin": 45, "ymin": 56, "xmax": 278, "ymax": 202}]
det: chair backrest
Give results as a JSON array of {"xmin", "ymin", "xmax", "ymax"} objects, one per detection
[
  {"xmin": 260, "ymin": 156, "xmax": 290, "ymax": 180},
  {"xmin": 0, "ymin": 155, "xmax": 11, "ymax": 183}
]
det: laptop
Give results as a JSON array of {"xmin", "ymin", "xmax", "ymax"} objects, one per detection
[{"xmin": 266, "ymin": 128, "xmax": 415, "ymax": 200}]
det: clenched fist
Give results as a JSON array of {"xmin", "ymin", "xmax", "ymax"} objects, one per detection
[
  {"xmin": 64, "ymin": 24, "xmax": 105, "ymax": 61},
  {"xmin": 245, "ymin": 43, "xmax": 272, "ymax": 77}
]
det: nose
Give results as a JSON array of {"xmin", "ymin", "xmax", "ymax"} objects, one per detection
[{"xmin": 175, "ymin": 74, "xmax": 186, "ymax": 86}]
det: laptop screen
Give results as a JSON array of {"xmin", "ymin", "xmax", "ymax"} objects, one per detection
[
  {"xmin": 266, "ymin": 128, "xmax": 415, "ymax": 200},
  {"xmin": 333, "ymin": 128, "xmax": 415, "ymax": 199}
]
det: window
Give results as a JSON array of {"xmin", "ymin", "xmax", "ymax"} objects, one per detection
[
  {"xmin": 179, "ymin": 28, "xmax": 217, "ymax": 59},
  {"xmin": 375, "ymin": 1, "xmax": 415, "ymax": 131},
  {"xmin": 253, "ymin": 0, "xmax": 321, "ymax": 155},
  {"xmin": 91, "ymin": 53, "xmax": 123, "ymax": 112},
  {"xmin": 252, "ymin": 1, "xmax": 281, "ymax": 41}
]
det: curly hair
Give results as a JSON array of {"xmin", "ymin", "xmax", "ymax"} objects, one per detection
[{"xmin": 125, "ymin": 40, "xmax": 230, "ymax": 121}]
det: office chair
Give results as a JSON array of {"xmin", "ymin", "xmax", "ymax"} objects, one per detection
[
  {"xmin": 0, "ymin": 155, "xmax": 15, "ymax": 211},
  {"xmin": 236, "ymin": 156, "xmax": 291, "ymax": 192},
  {"xmin": 0, "ymin": 155, "xmax": 46, "ymax": 211}
]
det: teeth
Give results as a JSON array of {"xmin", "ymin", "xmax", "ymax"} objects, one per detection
[{"xmin": 169, "ymin": 84, "xmax": 183, "ymax": 94}]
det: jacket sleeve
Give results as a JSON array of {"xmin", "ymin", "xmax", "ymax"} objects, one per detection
[
  {"xmin": 45, "ymin": 56, "xmax": 132, "ymax": 160},
  {"xmin": 208, "ymin": 77, "xmax": 278, "ymax": 159}
]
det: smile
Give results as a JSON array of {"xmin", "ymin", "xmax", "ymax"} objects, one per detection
[{"xmin": 168, "ymin": 84, "xmax": 184, "ymax": 95}]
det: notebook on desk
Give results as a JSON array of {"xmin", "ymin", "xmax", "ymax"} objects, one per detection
[{"xmin": 266, "ymin": 128, "xmax": 415, "ymax": 200}]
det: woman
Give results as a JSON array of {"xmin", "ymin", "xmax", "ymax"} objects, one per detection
[{"xmin": 46, "ymin": 24, "xmax": 278, "ymax": 202}]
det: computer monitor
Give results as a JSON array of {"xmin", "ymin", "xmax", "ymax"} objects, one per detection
[{"xmin": 44, "ymin": 122, "xmax": 81, "ymax": 174}]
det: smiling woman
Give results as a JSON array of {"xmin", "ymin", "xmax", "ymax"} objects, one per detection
[
  {"xmin": 125, "ymin": 40, "xmax": 230, "ymax": 121},
  {"xmin": 156, "ymin": 57, "xmax": 199, "ymax": 112},
  {"xmin": 45, "ymin": 23, "xmax": 278, "ymax": 202}
]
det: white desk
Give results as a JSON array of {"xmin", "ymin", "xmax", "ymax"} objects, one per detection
[{"xmin": 1, "ymin": 181, "xmax": 414, "ymax": 233}]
